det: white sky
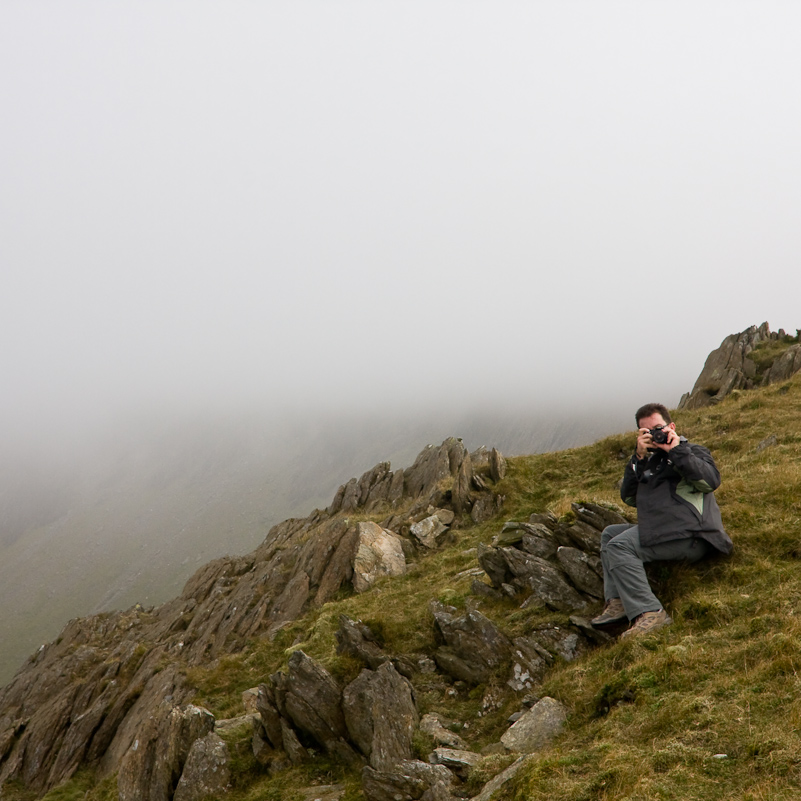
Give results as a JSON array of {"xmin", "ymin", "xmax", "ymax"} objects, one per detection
[{"xmin": 2, "ymin": 2, "xmax": 800, "ymax": 442}]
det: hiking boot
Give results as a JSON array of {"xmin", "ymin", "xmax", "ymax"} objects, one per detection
[
  {"xmin": 591, "ymin": 598, "xmax": 627, "ymax": 627},
  {"xmin": 619, "ymin": 609, "xmax": 672, "ymax": 640}
]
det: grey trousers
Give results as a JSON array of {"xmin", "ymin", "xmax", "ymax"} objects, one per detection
[{"xmin": 600, "ymin": 524, "xmax": 710, "ymax": 620}]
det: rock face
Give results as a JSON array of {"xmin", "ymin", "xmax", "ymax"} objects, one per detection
[
  {"xmin": 352, "ymin": 523, "xmax": 407, "ymax": 592},
  {"xmin": 500, "ymin": 697, "xmax": 567, "ymax": 753},
  {"xmin": 679, "ymin": 323, "xmax": 801, "ymax": 409},
  {"xmin": 173, "ymin": 732, "xmax": 230, "ymax": 801}
]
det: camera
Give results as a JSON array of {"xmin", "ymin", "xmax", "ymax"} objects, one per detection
[{"xmin": 650, "ymin": 427, "xmax": 670, "ymax": 445}]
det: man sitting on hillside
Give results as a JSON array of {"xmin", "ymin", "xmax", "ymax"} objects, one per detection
[{"xmin": 591, "ymin": 402, "xmax": 733, "ymax": 638}]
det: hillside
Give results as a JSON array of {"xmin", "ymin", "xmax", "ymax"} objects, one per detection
[
  {"xmin": 0, "ymin": 406, "xmax": 629, "ymax": 686},
  {"xmin": 2, "ymin": 323, "xmax": 801, "ymax": 801}
]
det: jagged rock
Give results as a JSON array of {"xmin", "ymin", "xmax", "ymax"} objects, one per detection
[
  {"xmin": 362, "ymin": 759, "xmax": 453, "ymax": 801},
  {"xmin": 429, "ymin": 747, "xmax": 481, "ymax": 776},
  {"xmin": 452, "ymin": 451, "xmax": 475, "ymax": 515},
  {"xmin": 489, "ymin": 448, "xmax": 507, "ymax": 482},
  {"xmin": 571, "ymin": 502, "xmax": 628, "ymax": 531},
  {"xmin": 520, "ymin": 532, "xmax": 558, "ymax": 560},
  {"xmin": 419, "ymin": 714, "xmax": 467, "ymax": 750},
  {"xmin": 762, "ymin": 344, "xmax": 801, "ymax": 385},
  {"xmin": 403, "ymin": 438, "xmax": 468, "ymax": 500},
  {"xmin": 471, "ymin": 493, "xmax": 504, "ymax": 524},
  {"xmin": 500, "ymin": 697, "xmax": 567, "ymax": 754},
  {"xmin": 563, "ymin": 521, "xmax": 601, "ymax": 554},
  {"xmin": 556, "ymin": 547, "xmax": 603, "ymax": 598},
  {"xmin": 477, "ymin": 543, "xmax": 510, "ymax": 588},
  {"xmin": 528, "ymin": 512, "xmax": 557, "ymax": 530},
  {"xmin": 569, "ymin": 616, "xmax": 613, "ymax": 644},
  {"xmin": 679, "ymin": 323, "xmax": 773, "ymax": 409},
  {"xmin": 352, "ymin": 522, "xmax": 407, "ymax": 593},
  {"xmin": 242, "ymin": 688, "xmax": 259, "ymax": 714},
  {"xmin": 255, "ymin": 684, "xmax": 284, "ymax": 752},
  {"xmin": 117, "ymin": 704, "xmax": 215, "ymax": 801},
  {"xmin": 469, "ymin": 754, "xmax": 535, "ymax": 801},
  {"xmin": 756, "ymin": 434, "xmax": 778, "ymax": 452},
  {"xmin": 500, "ymin": 548, "xmax": 589, "ymax": 612},
  {"xmin": 214, "ymin": 713, "xmax": 259, "ymax": 738},
  {"xmin": 432, "ymin": 609, "xmax": 512, "ymax": 684},
  {"xmin": 470, "ymin": 579, "xmax": 503, "ymax": 600},
  {"xmin": 315, "ymin": 526, "xmax": 360, "ymax": 606},
  {"xmin": 529, "ymin": 627, "xmax": 585, "ymax": 662},
  {"xmin": 271, "ymin": 651, "xmax": 361, "ymax": 766},
  {"xmin": 342, "ymin": 662, "xmax": 418, "ymax": 771},
  {"xmin": 281, "ymin": 718, "xmax": 308, "ymax": 764},
  {"xmin": 507, "ymin": 637, "xmax": 549, "ymax": 692},
  {"xmin": 173, "ymin": 732, "xmax": 230, "ymax": 801},
  {"xmin": 411, "ymin": 516, "xmax": 449, "ymax": 549},
  {"xmin": 336, "ymin": 615, "xmax": 388, "ymax": 670}
]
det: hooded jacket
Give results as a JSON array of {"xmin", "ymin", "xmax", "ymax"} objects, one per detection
[{"xmin": 620, "ymin": 437, "xmax": 733, "ymax": 555}]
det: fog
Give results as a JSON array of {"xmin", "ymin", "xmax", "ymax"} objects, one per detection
[{"xmin": 3, "ymin": 1, "xmax": 800, "ymax": 455}]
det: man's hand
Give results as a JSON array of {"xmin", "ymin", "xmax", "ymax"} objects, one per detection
[{"xmin": 636, "ymin": 426, "xmax": 679, "ymax": 458}]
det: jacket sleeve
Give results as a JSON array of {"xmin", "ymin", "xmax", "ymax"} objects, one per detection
[
  {"xmin": 667, "ymin": 442, "xmax": 721, "ymax": 492},
  {"xmin": 620, "ymin": 455, "xmax": 639, "ymax": 507}
]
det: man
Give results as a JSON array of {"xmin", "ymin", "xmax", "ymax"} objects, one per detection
[{"xmin": 591, "ymin": 402, "xmax": 732, "ymax": 639}]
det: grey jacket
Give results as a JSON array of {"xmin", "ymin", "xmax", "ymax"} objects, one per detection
[{"xmin": 620, "ymin": 437, "xmax": 733, "ymax": 555}]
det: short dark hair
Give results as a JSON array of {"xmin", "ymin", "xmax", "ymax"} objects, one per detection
[{"xmin": 635, "ymin": 403, "xmax": 672, "ymax": 427}]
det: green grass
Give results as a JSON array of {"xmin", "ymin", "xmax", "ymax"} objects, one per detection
[{"xmin": 14, "ymin": 375, "xmax": 801, "ymax": 801}]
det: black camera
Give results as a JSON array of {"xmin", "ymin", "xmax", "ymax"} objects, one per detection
[{"xmin": 650, "ymin": 427, "xmax": 670, "ymax": 445}]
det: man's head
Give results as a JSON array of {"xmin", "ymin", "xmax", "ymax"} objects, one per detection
[{"xmin": 635, "ymin": 403, "xmax": 672, "ymax": 429}]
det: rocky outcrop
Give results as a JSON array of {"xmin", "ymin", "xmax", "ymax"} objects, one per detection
[
  {"xmin": 352, "ymin": 523, "xmax": 407, "ymax": 592},
  {"xmin": 500, "ymin": 697, "xmax": 567, "ymax": 753},
  {"xmin": 679, "ymin": 323, "xmax": 801, "ymax": 409}
]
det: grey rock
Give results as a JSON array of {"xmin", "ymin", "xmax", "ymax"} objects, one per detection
[
  {"xmin": 419, "ymin": 714, "xmax": 467, "ymax": 750},
  {"xmin": 470, "ymin": 754, "xmax": 535, "ymax": 801},
  {"xmin": 477, "ymin": 543, "xmax": 510, "ymax": 588},
  {"xmin": 352, "ymin": 522, "xmax": 407, "ymax": 593},
  {"xmin": 214, "ymin": 713, "xmax": 259, "ymax": 738},
  {"xmin": 298, "ymin": 784, "xmax": 346, "ymax": 801},
  {"xmin": 433, "ymin": 610, "xmax": 512, "ymax": 684},
  {"xmin": 429, "ymin": 747, "xmax": 481, "ymax": 776},
  {"xmin": 528, "ymin": 512, "xmax": 557, "ymax": 530},
  {"xmin": 471, "ymin": 494, "xmax": 504, "ymax": 524},
  {"xmin": 335, "ymin": 615, "xmax": 388, "ymax": 670},
  {"xmin": 762, "ymin": 344, "xmax": 801, "ymax": 385},
  {"xmin": 342, "ymin": 663, "xmax": 418, "ymax": 771},
  {"xmin": 411, "ymin": 516, "xmax": 449, "ymax": 549},
  {"xmin": 569, "ymin": 615, "xmax": 613, "ymax": 644},
  {"xmin": 571, "ymin": 502, "xmax": 628, "ymax": 531},
  {"xmin": 173, "ymin": 732, "xmax": 230, "ymax": 801},
  {"xmin": 272, "ymin": 650, "xmax": 361, "ymax": 766},
  {"xmin": 470, "ymin": 579, "xmax": 503, "ymax": 600},
  {"xmin": 756, "ymin": 434, "xmax": 778, "ymax": 453},
  {"xmin": 500, "ymin": 697, "xmax": 567, "ymax": 753},
  {"xmin": 556, "ymin": 547, "xmax": 603, "ymax": 598},
  {"xmin": 489, "ymin": 448, "xmax": 507, "ymax": 482},
  {"xmin": 564, "ymin": 521, "xmax": 601, "ymax": 554},
  {"xmin": 452, "ymin": 451, "xmax": 475, "ymax": 515},
  {"xmin": 520, "ymin": 533, "xmax": 558, "ymax": 560},
  {"xmin": 500, "ymin": 548, "xmax": 589, "ymax": 612},
  {"xmin": 362, "ymin": 759, "xmax": 453, "ymax": 801}
]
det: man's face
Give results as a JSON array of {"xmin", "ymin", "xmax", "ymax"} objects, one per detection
[{"xmin": 638, "ymin": 412, "xmax": 676, "ymax": 434}]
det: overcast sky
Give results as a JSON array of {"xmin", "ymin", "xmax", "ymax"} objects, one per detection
[{"xmin": 3, "ymin": 2, "xmax": 800, "ymax": 446}]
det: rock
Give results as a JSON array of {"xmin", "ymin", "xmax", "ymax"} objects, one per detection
[
  {"xmin": 214, "ymin": 713, "xmax": 259, "ymax": 738},
  {"xmin": 507, "ymin": 637, "xmax": 549, "ymax": 692},
  {"xmin": 762, "ymin": 344, "xmax": 801, "ymax": 385},
  {"xmin": 173, "ymin": 732, "xmax": 230, "ymax": 801},
  {"xmin": 471, "ymin": 494, "xmax": 504, "ymax": 524},
  {"xmin": 555, "ymin": 547, "xmax": 603, "ymax": 598},
  {"xmin": 410, "ymin": 516, "xmax": 449, "ymax": 549},
  {"xmin": 362, "ymin": 759, "xmax": 453, "ymax": 801},
  {"xmin": 433, "ymin": 609, "xmax": 512, "ymax": 684},
  {"xmin": 469, "ymin": 754, "xmax": 535, "ymax": 801},
  {"xmin": 419, "ymin": 715, "xmax": 467, "ymax": 750},
  {"xmin": 271, "ymin": 651, "xmax": 361, "ymax": 766},
  {"xmin": 500, "ymin": 697, "xmax": 567, "ymax": 753},
  {"xmin": 489, "ymin": 448, "xmax": 507, "ymax": 482},
  {"xmin": 117, "ymin": 704, "xmax": 215, "ymax": 801},
  {"xmin": 241, "ymin": 688, "xmax": 259, "ymax": 714},
  {"xmin": 403, "ymin": 438, "xmax": 468, "ymax": 501},
  {"xmin": 342, "ymin": 663, "xmax": 418, "ymax": 771},
  {"xmin": 679, "ymin": 323, "xmax": 772, "ymax": 409},
  {"xmin": 477, "ymin": 543, "xmax": 510, "ymax": 588},
  {"xmin": 470, "ymin": 579, "xmax": 503, "ymax": 600},
  {"xmin": 500, "ymin": 548, "xmax": 589, "ymax": 612},
  {"xmin": 528, "ymin": 512, "xmax": 557, "ymax": 530},
  {"xmin": 564, "ymin": 521, "xmax": 601, "ymax": 554},
  {"xmin": 571, "ymin": 502, "xmax": 628, "ymax": 531},
  {"xmin": 756, "ymin": 434, "xmax": 778, "ymax": 453},
  {"xmin": 520, "ymin": 533, "xmax": 558, "ymax": 560},
  {"xmin": 335, "ymin": 616, "xmax": 388, "ymax": 670},
  {"xmin": 452, "ymin": 451, "xmax": 475, "ymax": 515},
  {"xmin": 569, "ymin": 616, "xmax": 613, "ymax": 644},
  {"xmin": 429, "ymin": 747, "xmax": 481, "ymax": 776},
  {"xmin": 352, "ymin": 522, "xmax": 407, "ymax": 593},
  {"xmin": 315, "ymin": 526, "xmax": 360, "ymax": 606}
]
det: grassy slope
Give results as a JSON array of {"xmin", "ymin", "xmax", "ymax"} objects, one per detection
[{"xmin": 25, "ymin": 374, "xmax": 801, "ymax": 801}]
